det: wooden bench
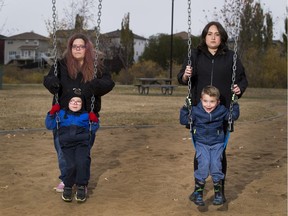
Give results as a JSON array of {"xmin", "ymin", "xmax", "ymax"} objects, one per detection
[{"xmin": 135, "ymin": 84, "xmax": 178, "ymax": 95}]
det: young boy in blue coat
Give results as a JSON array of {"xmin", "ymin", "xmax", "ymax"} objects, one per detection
[
  {"xmin": 180, "ymin": 85, "xmax": 239, "ymax": 206},
  {"xmin": 45, "ymin": 88, "xmax": 99, "ymax": 203}
]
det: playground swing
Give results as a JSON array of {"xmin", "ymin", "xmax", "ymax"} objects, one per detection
[
  {"xmin": 51, "ymin": 0, "xmax": 103, "ymax": 131},
  {"xmin": 185, "ymin": 0, "xmax": 241, "ymax": 148}
]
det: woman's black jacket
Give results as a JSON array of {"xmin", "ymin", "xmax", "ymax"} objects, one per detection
[{"xmin": 177, "ymin": 47, "xmax": 248, "ymax": 108}]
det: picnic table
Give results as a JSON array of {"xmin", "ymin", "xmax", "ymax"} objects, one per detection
[{"xmin": 135, "ymin": 78, "xmax": 177, "ymax": 95}]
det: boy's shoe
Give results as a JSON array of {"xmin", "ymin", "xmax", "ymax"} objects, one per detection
[
  {"xmin": 189, "ymin": 179, "xmax": 205, "ymax": 206},
  {"xmin": 62, "ymin": 187, "xmax": 73, "ymax": 202},
  {"xmin": 213, "ymin": 191, "xmax": 225, "ymax": 205},
  {"xmin": 75, "ymin": 186, "xmax": 87, "ymax": 202},
  {"xmin": 189, "ymin": 191, "xmax": 205, "ymax": 206},
  {"xmin": 54, "ymin": 181, "xmax": 65, "ymax": 193},
  {"xmin": 213, "ymin": 181, "xmax": 226, "ymax": 205}
]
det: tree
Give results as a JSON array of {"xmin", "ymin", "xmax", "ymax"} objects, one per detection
[
  {"xmin": 263, "ymin": 12, "xmax": 273, "ymax": 49},
  {"xmin": 221, "ymin": 0, "xmax": 243, "ymax": 40},
  {"xmin": 220, "ymin": 0, "xmax": 287, "ymax": 88},
  {"xmin": 282, "ymin": 17, "xmax": 287, "ymax": 55},
  {"xmin": 45, "ymin": 0, "xmax": 97, "ymax": 35},
  {"xmin": 140, "ymin": 34, "xmax": 188, "ymax": 70},
  {"xmin": 119, "ymin": 13, "xmax": 134, "ymax": 84}
]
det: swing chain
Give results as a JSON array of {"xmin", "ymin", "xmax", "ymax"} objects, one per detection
[
  {"xmin": 90, "ymin": 0, "xmax": 102, "ymax": 116},
  {"xmin": 93, "ymin": 0, "xmax": 102, "ymax": 79},
  {"xmin": 52, "ymin": 0, "xmax": 60, "ymax": 128},
  {"xmin": 187, "ymin": 0, "xmax": 193, "ymax": 132},
  {"xmin": 187, "ymin": 0, "xmax": 192, "ymax": 67},
  {"xmin": 52, "ymin": 0, "xmax": 59, "ymax": 104},
  {"xmin": 228, "ymin": 0, "xmax": 241, "ymax": 131}
]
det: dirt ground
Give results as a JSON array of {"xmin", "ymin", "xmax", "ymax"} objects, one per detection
[{"xmin": 0, "ymin": 85, "xmax": 287, "ymax": 216}]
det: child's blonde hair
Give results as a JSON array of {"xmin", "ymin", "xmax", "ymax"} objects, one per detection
[{"xmin": 201, "ymin": 85, "xmax": 220, "ymax": 100}]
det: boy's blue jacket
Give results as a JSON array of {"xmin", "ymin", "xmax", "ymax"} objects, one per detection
[
  {"xmin": 45, "ymin": 109, "xmax": 99, "ymax": 147},
  {"xmin": 180, "ymin": 102, "xmax": 239, "ymax": 145}
]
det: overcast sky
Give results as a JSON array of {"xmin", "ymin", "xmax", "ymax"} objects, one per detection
[{"xmin": 0, "ymin": 0, "xmax": 286, "ymax": 40}]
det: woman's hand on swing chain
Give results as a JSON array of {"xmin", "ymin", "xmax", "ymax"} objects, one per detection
[
  {"xmin": 183, "ymin": 66, "xmax": 192, "ymax": 82},
  {"xmin": 232, "ymin": 84, "xmax": 241, "ymax": 95},
  {"xmin": 48, "ymin": 76, "xmax": 60, "ymax": 94}
]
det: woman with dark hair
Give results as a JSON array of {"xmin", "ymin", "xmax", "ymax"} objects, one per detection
[
  {"xmin": 177, "ymin": 21, "xmax": 248, "ymax": 206},
  {"xmin": 43, "ymin": 33, "xmax": 115, "ymax": 195}
]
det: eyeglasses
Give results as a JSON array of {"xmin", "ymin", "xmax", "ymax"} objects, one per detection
[
  {"xmin": 69, "ymin": 99, "xmax": 82, "ymax": 105},
  {"xmin": 71, "ymin": 45, "xmax": 86, "ymax": 50}
]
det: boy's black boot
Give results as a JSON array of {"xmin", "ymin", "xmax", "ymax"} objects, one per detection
[
  {"xmin": 189, "ymin": 180, "xmax": 205, "ymax": 206},
  {"xmin": 213, "ymin": 180, "xmax": 226, "ymax": 205}
]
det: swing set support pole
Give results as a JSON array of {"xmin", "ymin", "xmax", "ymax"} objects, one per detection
[
  {"xmin": 0, "ymin": 65, "xmax": 3, "ymax": 90},
  {"xmin": 169, "ymin": 0, "xmax": 174, "ymax": 80}
]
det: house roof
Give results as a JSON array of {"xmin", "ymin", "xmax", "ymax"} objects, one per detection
[
  {"xmin": 6, "ymin": 32, "xmax": 49, "ymax": 40},
  {"xmin": 173, "ymin": 31, "xmax": 197, "ymax": 40},
  {"xmin": 0, "ymin": 34, "xmax": 7, "ymax": 39},
  {"xmin": 103, "ymin": 29, "xmax": 147, "ymax": 40}
]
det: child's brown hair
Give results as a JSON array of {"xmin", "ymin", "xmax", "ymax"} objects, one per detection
[{"xmin": 201, "ymin": 85, "xmax": 220, "ymax": 99}]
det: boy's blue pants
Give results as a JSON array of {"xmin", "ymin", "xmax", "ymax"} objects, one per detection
[{"xmin": 194, "ymin": 142, "xmax": 225, "ymax": 183}]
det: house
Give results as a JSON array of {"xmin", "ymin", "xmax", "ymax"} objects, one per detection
[
  {"xmin": 55, "ymin": 29, "xmax": 148, "ymax": 63},
  {"xmin": 3, "ymin": 29, "xmax": 148, "ymax": 67},
  {"xmin": 103, "ymin": 29, "xmax": 148, "ymax": 62},
  {"xmin": 4, "ymin": 32, "xmax": 50, "ymax": 67},
  {"xmin": 0, "ymin": 34, "xmax": 7, "ymax": 64}
]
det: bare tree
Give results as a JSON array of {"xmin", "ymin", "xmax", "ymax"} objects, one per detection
[
  {"xmin": 45, "ymin": 0, "xmax": 97, "ymax": 35},
  {"xmin": 221, "ymin": 0, "xmax": 243, "ymax": 40}
]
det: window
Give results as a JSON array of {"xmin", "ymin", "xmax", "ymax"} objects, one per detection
[
  {"xmin": 7, "ymin": 41, "xmax": 13, "ymax": 44},
  {"xmin": 9, "ymin": 51, "xmax": 16, "ymax": 56}
]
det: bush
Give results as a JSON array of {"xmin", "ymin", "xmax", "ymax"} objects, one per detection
[
  {"xmin": 113, "ymin": 60, "xmax": 167, "ymax": 84},
  {"xmin": 2, "ymin": 65, "xmax": 48, "ymax": 84}
]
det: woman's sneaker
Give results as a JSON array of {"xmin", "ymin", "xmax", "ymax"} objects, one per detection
[
  {"xmin": 54, "ymin": 181, "xmax": 65, "ymax": 193},
  {"xmin": 62, "ymin": 187, "xmax": 73, "ymax": 202},
  {"xmin": 75, "ymin": 186, "xmax": 87, "ymax": 202}
]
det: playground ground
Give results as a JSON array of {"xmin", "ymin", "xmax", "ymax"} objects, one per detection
[{"xmin": 0, "ymin": 85, "xmax": 286, "ymax": 216}]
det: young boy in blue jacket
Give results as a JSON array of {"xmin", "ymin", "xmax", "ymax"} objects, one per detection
[
  {"xmin": 45, "ymin": 88, "xmax": 99, "ymax": 203},
  {"xmin": 180, "ymin": 85, "xmax": 239, "ymax": 206}
]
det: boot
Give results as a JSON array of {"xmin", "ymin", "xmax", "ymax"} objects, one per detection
[
  {"xmin": 189, "ymin": 180, "xmax": 205, "ymax": 206},
  {"xmin": 213, "ymin": 180, "xmax": 226, "ymax": 205}
]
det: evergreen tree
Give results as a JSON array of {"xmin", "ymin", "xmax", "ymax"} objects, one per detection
[
  {"xmin": 282, "ymin": 17, "xmax": 287, "ymax": 55},
  {"xmin": 263, "ymin": 12, "xmax": 273, "ymax": 49},
  {"xmin": 140, "ymin": 34, "xmax": 188, "ymax": 70},
  {"xmin": 119, "ymin": 13, "xmax": 134, "ymax": 84}
]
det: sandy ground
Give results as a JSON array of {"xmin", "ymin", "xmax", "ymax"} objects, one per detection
[{"xmin": 0, "ymin": 85, "xmax": 286, "ymax": 216}]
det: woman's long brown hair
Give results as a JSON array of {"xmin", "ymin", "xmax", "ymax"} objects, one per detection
[{"xmin": 63, "ymin": 33, "xmax": 103, "ymax": 82}]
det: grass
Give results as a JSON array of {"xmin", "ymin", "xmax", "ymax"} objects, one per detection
[{"xmin": 0, "ymin": 84, "xmax": 286, "ymax": 131}]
